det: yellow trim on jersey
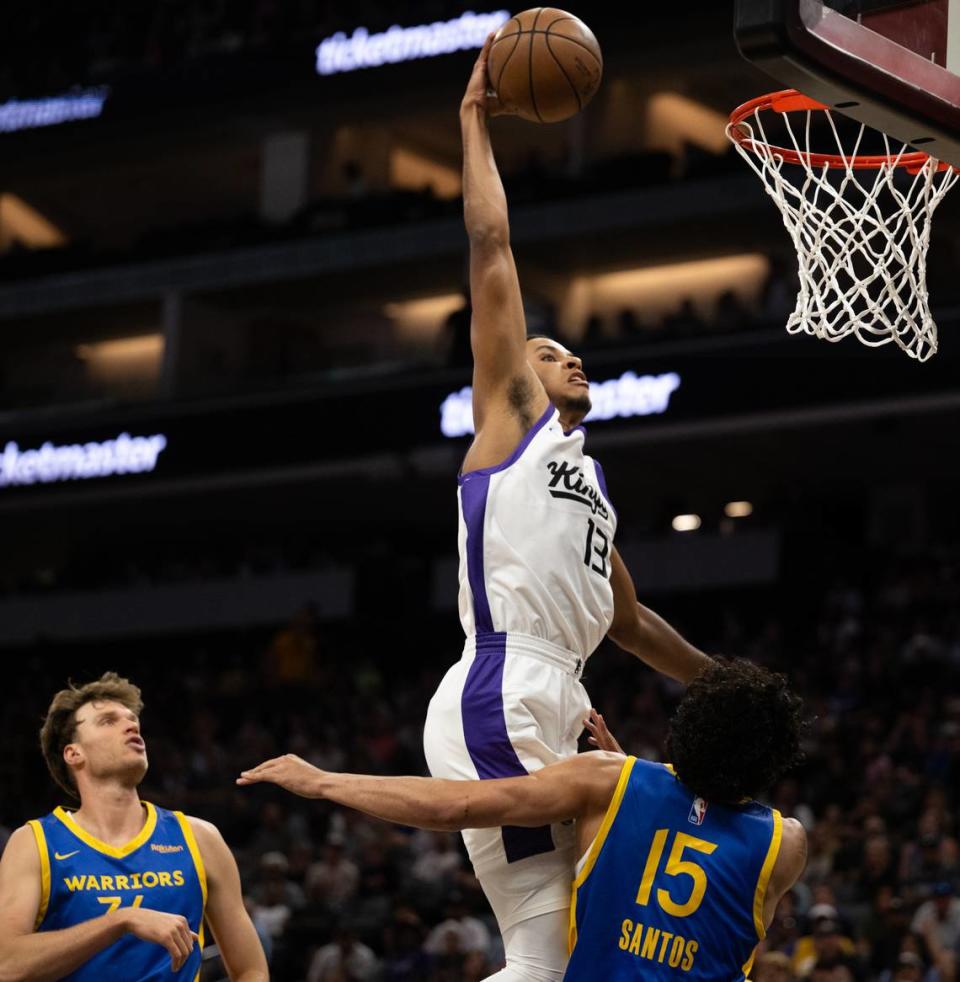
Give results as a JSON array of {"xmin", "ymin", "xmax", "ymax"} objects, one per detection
[
  {"xmin": 174, "ymin": 812, "xmax": 208, "ymax": 911},
  {"xmin": 753, "ymin": 808, "xmax": 783, "ymax": 938},
  {"xmin": 743, "ymin": 949, "xmax": 757, "ymax": 978},
  {"xmin": 663, "ymin": 763, "xmax": 677, "ymax": 776},
  {"xmin": 568, "ymin": 755, "xmax": 637, "ymax": 954},
  {"xmin": 173, "ymin": 812, "xmax": 207, "ymax": 968},
  {"xmin": 27, "ymin": 820, "xmax": 51, "ymax": 929},
  {"xmin": 52, "ymin": 801, "xmax": 157, "ymax": 859}
]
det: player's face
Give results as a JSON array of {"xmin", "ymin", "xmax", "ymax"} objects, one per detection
[
  {"xmin": 526, "ymin": 338, "xmax": 591, "ymax": 419},
  {"xmin": 67, "ymin": 699, "xmax": 148, "ymax": 787}
]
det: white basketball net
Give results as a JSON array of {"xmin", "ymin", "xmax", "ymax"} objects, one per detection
[{"xmin": 727, "ymin": 104, "xmax": 959, "ymax": 361}]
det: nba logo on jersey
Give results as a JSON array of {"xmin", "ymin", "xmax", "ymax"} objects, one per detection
[{"xmin": 688, "ymin": 797, "xmax": 708, "ymax": 826}]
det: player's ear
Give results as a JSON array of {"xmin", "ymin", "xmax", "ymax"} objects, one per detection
[{"xmin": 64, "ymin": 742, "xmax": 83, "ymax": 768}]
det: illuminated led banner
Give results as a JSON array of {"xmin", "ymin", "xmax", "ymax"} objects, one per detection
[
  {"xmin": 0, "ymin": 88, "xmax": 109, "ymax": 134},
  {"xmin": 316, "ymin": 10, "xmax": 511, "ymax": 76},
  {"xmin": 0, "ymin": 433, "xmax": 167, "ymax": 488},
  {"xmin": 439, "ymin": 371, "xmax": 682, "ymax": 438}
]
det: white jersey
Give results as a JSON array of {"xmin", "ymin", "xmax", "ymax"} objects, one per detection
[
  {"xmin": 456, "ymin": 403, "xmax": 617, "ymax": 660},
  {"xmin": 425, "ymin": 404, "xmax": 619, "ymax": 940}
]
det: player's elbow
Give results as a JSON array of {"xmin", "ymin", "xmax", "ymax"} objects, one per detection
[
  {"xmin": 607, "ymin": 607, "xmax": 645, "ymax": 654},
  {"xmin": 433, "ymin": 787, "xmax": 515, "ymax": 832},
  {"xmin": 467, "ymin": 222, "xmax": 509, "ymax": 251}
]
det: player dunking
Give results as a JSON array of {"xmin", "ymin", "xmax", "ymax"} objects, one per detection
[
  {"xmin": 0, "ymin": 673, "xmax": 267, "ymax": 982},
  {"xmin": 240, "ymin": 658, "xmax": 809, "ymax": 981},
  {"xmin": 417, "ymin": 35, "xmax": 712, "ymax": 980}
]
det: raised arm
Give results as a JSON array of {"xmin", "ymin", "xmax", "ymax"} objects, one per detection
[
  {"xmin": 606, "ymin": 547, "xmax": 713, "ymax": 684},
  {"xmin": 238, "ymin": 751, "xmax": 623, "ymax": 832},
  {"xmin": 459, "ymin": 35, "xmax": 549, "ymax": 462},
  {"xmin": 188, "ymin": 818, "xmax": 267, "ymax": 982},
  {"xmin": 0, "ymin": 825, "xmax": 197, "ymax": 982}
]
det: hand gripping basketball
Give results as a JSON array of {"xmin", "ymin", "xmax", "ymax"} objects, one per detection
[{"xmin": 460, "ymin": 34, "xmax": 507, "ymax": 119}]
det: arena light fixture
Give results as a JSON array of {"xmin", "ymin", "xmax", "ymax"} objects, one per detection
[
  {"xmin": 672, "ymin": 514, "xmax": 701, "ymax": 532},
  {"xmin": 724, "ymin": 501, "xmax": 754, "ymax": 518}
]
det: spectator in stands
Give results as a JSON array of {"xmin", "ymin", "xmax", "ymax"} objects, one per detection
[
  {"xmin": 911, "ymin": 881, "xmax": 960, "ymax": 952},
  {"xmin": 794, "ymin": 911, "xmax": 862, "ymax": 980},
  {"xmin": 663, "ymin": 298, "xmax": 705, "ymax": 336},
  {"xmin": 755, "ymin": 951, "xmax": 798, "ymax": 982},
  {"xmin": 381, "ymin": 906, "xmax": 431, "ymax": 980},
  {"xmin": 884, "ymin": 951, "xmax": 925, "ymax": 982},
  {"xmin": 422, "ymin": 892, "xmax": 491, "ymax": 962},
  {"xmin": 305, "ymin": 833, "xmax": 360, "ymax": 912},
  {"xmin": 307, "ymin": 923, "xmax": 380, "ymax": 982}
]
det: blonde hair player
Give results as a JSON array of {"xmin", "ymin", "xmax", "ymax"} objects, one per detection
[{"xmin": 0, "ymin": 672, "xmax": 267, "ymax": 982}]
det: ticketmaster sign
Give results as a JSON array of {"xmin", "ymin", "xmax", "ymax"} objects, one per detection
[
  {"xmin": 0, "ymin": 88, "xmax": 109, "ymax": 134},
  {"xmin": 0, "ymin": 433, "xmax": 167, "ymax": 489},
  {"xmin": 316, "ymin": 10, "xmax": 510, "ymax": 76},
  {"xmin": 440, "ymin": 371, "xmax": 682, "ymax": 438}
]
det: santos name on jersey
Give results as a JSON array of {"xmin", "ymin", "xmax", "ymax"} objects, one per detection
[
  {"xmin": 28, "ymin": 801, "xmax": 207, "ymax": 982},
  {"xmin": 457, "ymin": 403, "xmax": 617, "ymax": 659},
  {"xmin": 567, "ymin": 758, "xmax": 783, "ymax": 981}
]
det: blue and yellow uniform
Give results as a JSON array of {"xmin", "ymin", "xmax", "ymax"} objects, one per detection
[
  {"xmin": 567, "ymin": 757, "xmax": 782, "ymax": 981},
  {"xmin": 28, "ymin": 802, "xmax": 207, "ymax": 982}
]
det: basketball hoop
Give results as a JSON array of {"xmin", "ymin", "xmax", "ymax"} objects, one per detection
[{"xmin": 727, "ymin": 90, "xmax": 960, "ymax": 362}]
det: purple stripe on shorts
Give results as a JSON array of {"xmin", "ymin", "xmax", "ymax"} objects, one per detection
[
  {"xmin": 459, "ymin": 472, "xmax": 493, "ymax": 634},
  {"xmin": 461, "ymin": 632, "xmax": 555, "ymax": 864}
]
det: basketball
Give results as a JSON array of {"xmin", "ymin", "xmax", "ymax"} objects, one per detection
[{"xmin": 488, "ymin": 8, "xmax": 603, "ymax": 124}]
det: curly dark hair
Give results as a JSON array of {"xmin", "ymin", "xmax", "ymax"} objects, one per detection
[{"xmin": 665, "ymin": 658, "xmax": 805, "ymax": 804}]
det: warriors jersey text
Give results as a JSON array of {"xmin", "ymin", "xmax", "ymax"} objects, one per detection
[{"xmin": 28, "ymin": 802, "xmax": 206, "ymax": 982}]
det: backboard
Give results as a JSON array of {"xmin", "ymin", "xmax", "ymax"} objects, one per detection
[{"xmin": 735, "ymin": 0, "xmax": 960, "ymax": 165}]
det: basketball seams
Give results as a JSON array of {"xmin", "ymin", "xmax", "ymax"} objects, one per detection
[
  {"xmin": 491, "ymin": 16, "xmax": 521, "ymax": 44},
  {"xmin": 529, "ymin": 7, "xmax": 544, "ymax": 123},
  {"xmin": 492, "ymin": 30, "xmax": 603, "ymax": 72},
  {"xmin": 541, "ymin": 31, "xmax": 602, "ymax": 69},
  {"xmin": 495, "ymin": 27, "xmax": 524, "ymax": 96},
  {"xmin": 543, "ymin": 32, "xmax": 582, "ymax": 113}
]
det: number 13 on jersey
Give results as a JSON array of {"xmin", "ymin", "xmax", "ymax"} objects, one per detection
[{"xmin": 584, "ymin": 518, "xmax": 609, "ymax": 577}]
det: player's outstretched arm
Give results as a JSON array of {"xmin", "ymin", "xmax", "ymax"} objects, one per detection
[
  {"xmin": 606, "ymin": 547, "xmax": 713, "ymax": 684},
  {"xmin": 0, "ymin": 825, "xmax": 198, "ymax": 982},
  {"xmin": 460, "ymin": 35, "xmax": 548, "ymax": 440},
  {"xmin": 187, "ymin": 818, "xmax": 267, "ymax": 982},
  {"xmin": 238, "ymin": 751, "xmax": 623, "ymax": 832}
]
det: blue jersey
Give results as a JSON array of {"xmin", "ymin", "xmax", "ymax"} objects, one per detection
[
  {"xmin": 567, "ymin": 757, "xmax": 782, "ymax": 981},
  {"xmin": 28, "ymin": 802, "xmax": 207, "ymax": 982}
]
